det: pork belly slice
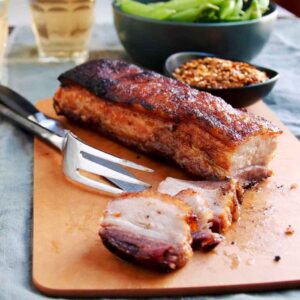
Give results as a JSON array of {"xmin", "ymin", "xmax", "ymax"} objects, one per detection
[
  {"xmin": 158, "ymin": 177, "xmax": 242, "ymax": 234},
  {"xmin": 54, "ymin": 59, "xmax": 282, "ymax": 183},
  {"xmin": 175, "ymin": 189, "xmax": 224, "ymax": 250},
  {"xmin": 99, "ymin": 190, "xmax": 194, "ymax": 272}
]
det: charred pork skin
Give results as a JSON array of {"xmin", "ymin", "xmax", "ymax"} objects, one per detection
[
  {"xmin": 99, "ymin": 190, "xmax": 195, "ymax": 272},
  {"xmin": 54, "ymin": 59, "xmax": 282, "ymax": 184},
  {"xmin": 158, "ymin": 177, "xmax": 242, "ymax": 235}
]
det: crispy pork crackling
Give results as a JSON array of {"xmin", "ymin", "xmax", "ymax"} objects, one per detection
[{"xmin": 54, "ymin": 59, "xmax": 282, "ymax": 184}]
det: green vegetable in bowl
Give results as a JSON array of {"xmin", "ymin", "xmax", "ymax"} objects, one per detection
[
  {"xmin": 117, "ymin": 0, "xmax": 176, "ymax": 19},
  {"xmin": 242, "ymin": 0, "xmax": 270, "ymax": 20},
  {"xmin": 219, "ymin": 0, "xmax": 235, "ymax": 20},
  {"xmin": 169, "ymin": 2, "xmax": 220, "ymax": 21},
  {"xmin": 115, "ymin": 0, "xmax": 270, "ymax": 22}
]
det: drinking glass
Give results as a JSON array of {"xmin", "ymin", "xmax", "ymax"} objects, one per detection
[
  {"xmin": 29, "ymin": 0, "xmax": 95, "ymax": 63},
  {"xmin": 0, "ymin": 0, "xmax": 8, "ymax": 81}
]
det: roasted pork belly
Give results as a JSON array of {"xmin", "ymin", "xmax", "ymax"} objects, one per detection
[
  {"xmin": 54, "ymin": 59, "xmax": 282, "ymax": 183},
  {"xmin": 158, "ymin": 177, "xmax": 242, "ymax": 234},
  {"xmin": 99, "ymin": 190, "xmax": 194, "ymax": 272},
  {"xmin": 175, "ymin": 189, "xmax": 224, "ymax": 250}
]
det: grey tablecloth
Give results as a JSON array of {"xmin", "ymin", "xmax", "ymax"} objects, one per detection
[{"xmin": 0, "ymin": 18, "xmax": 300, "ymax": 300}]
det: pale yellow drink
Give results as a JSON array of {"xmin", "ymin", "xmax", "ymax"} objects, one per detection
[
  {"xmin": 0, "ymin": 0, "xmax": 8, "ymax": 67},
  {"xmin": 30, "ymin": 0, "xmax": 95, "ymax": 62}
]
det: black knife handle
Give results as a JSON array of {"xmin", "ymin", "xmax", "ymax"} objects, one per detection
[{"xmin": 0, "ymin": 85, "xmax": 39, "ymax": 117}]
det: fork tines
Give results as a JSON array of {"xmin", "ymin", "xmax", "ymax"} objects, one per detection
[{"xmin": 64, "ymin": 132, "xmax": 153, "ymax": 194}]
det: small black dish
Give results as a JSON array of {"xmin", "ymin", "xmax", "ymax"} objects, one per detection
[{"xmin": 164, "ymin": 52, "xmax": 279, "ymax": 108}]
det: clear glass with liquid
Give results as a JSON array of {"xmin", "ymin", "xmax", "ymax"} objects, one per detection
[
  {"xmin": 29, "ymin": 0, "xmax": 95, "ymax": 63},
  {"xmin": 0, "ymin": 0, "xmax": 8, "ymax": 80}
]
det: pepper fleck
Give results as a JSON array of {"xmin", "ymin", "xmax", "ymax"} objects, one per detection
[{"xmin": 274, "ymin": 255, "xmax": 281, "ymax": 262}]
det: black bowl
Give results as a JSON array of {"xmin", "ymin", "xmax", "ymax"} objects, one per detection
[
  {"xmin": 164, "ymin": 52, "xmax": 279, "ymax": 107},
  {"xmin": 113, "ymin": 1, "xmax": 277, "ymax": 70}
]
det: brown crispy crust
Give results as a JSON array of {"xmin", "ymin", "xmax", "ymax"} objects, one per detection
[
  {"xmin": 100, "ymin": 227, "xmax": 191, "ymax": 272},
  {"xmin": 54, "ymin": 85, "xmax": 233, "ymax": 179},
  {"xmin": 54, "ymin": 59, "xmax": 282, "ymax": 181},
  {"xmin": 57, "ymin": 59, "xmax": 282, "ymax": 144}
]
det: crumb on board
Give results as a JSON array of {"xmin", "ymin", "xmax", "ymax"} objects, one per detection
[
  {"xmin": 290, "ymin": 183, "xmax": 298, "ymax": 190},
  {"xmin": 285, "ymin": 225, "xmax": 295, "ymax": 235},
  {"xmin": 246, "ymin": 258, "xmax": 255, "ymax": 266},
  {"xmin": 274, "ymin": 255, "xmax": 281, "ymax": 262},
  {"xmin": 112, "ymin": 212, "xmax": 121, "ymax": 218}
]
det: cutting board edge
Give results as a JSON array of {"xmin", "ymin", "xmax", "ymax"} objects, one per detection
[{"xmin": 32, "ymin": 274, "xmax": 300, "ymax": 298}]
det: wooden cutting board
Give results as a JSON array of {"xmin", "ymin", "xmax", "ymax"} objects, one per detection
[{"xmin": 33, "ymin": 99, "xmax": 300, "ymax": 297}]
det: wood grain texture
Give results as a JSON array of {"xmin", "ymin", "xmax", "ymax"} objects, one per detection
[{"xmin": 33, "ymin": 99, "xmax": 300, "ymax": 297}]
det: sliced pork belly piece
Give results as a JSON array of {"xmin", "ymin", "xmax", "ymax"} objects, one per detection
[
  {"xmin": 158, "ymin": 177, "xmax": 242, "ymax": 233},
  {"xmin": 175, "ymin": 189, "xmax": 224, "ymax": 250},
  {"xmin": 99, "ymin": 190, "xmax": 194, "ymax": 272},
  {"xmin": 54, "ymin": 59, "xmax": 282, "ymax": 184}
]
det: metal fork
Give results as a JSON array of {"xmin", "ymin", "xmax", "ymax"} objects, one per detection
[
  {"xmin": 0, "ymin": 85, "xmax": 151, "ymax": 193},
  {"xmin": 0, "ymin": 88, "xmax": 153, "ymax": 194}
]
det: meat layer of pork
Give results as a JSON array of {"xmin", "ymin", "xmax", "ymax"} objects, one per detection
[
  {"xmin": 158, "ymin": 177, "xmax": 242, "ymax": 234},
  {"xmin": 99, "ymin": 190, "xmax": 195, "ymax": 272}
]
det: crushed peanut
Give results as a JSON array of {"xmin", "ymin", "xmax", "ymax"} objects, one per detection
[
  {"xmin": 173, "ymin": 57, "xmax": 269, "ymax": 89},
  {"xmin": 285, "ymin": 225, "xmax": 295, "ymax": 235},
  {"xmin": 112, "ymin": 212, "xmax": 122, "ymax": 217},
  {"xmin": 290, "ymin": 183, "xmax": 298, "ymax": 190}
]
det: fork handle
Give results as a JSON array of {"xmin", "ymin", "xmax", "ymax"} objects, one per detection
[
  {"xmin": 0, "ymin": 85, "xmax": 66, "ymax": 137},
  {"xmin": 0, "ymin": 85, "xmax": 39, "ymax": 116},
  {"xmin": 0, "ymin": 103, "xmax": 64, "ymax": 150}
]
